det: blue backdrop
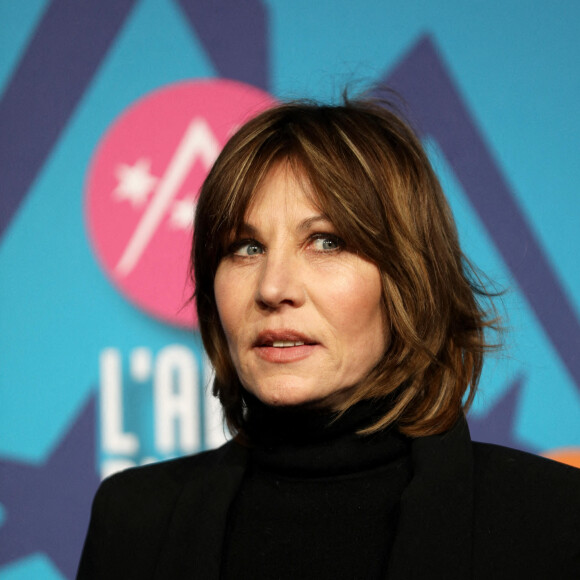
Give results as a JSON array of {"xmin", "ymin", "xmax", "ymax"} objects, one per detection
[{"xmin": 1, "ymin": 1, "xmax": 580, "ymax": 578}]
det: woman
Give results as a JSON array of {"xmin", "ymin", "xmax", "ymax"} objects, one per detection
[{"xmin": 78, "ymin": 99, "xmax": 580, "ymax": 579}]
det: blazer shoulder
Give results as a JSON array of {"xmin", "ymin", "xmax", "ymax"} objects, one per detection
[
  {"xmin": 470, "ymin": 441, "xmax": 580, "ymax": 576},
  {"xmin": 87, "ymin": 439, "xmax": 246, "ymax": 540},
  {"xmin": 77, "ymin": 440, "xmax": 246, "ymax": 578},
  {"xmin": 100, "ymin": 439, "xmax": 245, "ymax": 498},
  {"xmin": 472, "ymin": 440, "xmax": 580, "ymax": 492}
]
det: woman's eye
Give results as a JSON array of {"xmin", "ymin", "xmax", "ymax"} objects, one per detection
[
  {"xmin": 233, "ymin": 240, "xmax": 263, "ymax": 256},
  {"xmin": 311, "ymin": 235, "xmax": 344, "ymax": 252}
]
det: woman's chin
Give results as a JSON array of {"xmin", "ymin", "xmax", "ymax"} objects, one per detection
[
  {"xmin": 245, "ymin": 381, "xmax": 353, "ymax": 409},
  {"xmin": 251, "ymin": 387, "xmax": 313, "ymax": 408}
]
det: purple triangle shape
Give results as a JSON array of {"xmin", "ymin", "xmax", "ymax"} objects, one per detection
[
  {"xmin": 176, "ymin": 0, "xmax": 270, "ymax": 90},
  {"xmin": 467, "ymin": 376, "xmax": 535, "ymax": 453},
  {"xmin": 0, "ymin": 393, "xmax": 100, "ymax": 579},
  {"xmin": 0, "ymin": 0, "xmax": 138, "ymax": 237},
  {"xmin": 372, "ymin": 36, "xmax": 580, "ymax": 397}
]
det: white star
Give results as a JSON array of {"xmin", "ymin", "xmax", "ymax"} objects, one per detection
[
  {"xmin": 113, "ymin": 158, "xmax": 158, "ymax": 208},
  {"xmin": 169, "ymin": 197, "xmax": 197, "ymax": 231}
]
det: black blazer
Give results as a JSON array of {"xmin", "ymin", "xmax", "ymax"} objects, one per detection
[{"xmin": 77, "ymin": 418, "xmax": 580, "ymax": 579}]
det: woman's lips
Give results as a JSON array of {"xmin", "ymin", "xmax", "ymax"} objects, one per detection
[
  {"xmin": 254, "ymin": 344, "xmax": 318, "ymax": 363},
  {"xmin": 253, "ymin": 330, "xmax": 318, "ymax": 363}
]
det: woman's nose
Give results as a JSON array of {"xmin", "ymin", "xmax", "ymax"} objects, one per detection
[{"xmin": 255, "ymin": 252, "xmax": 305, "ymax": 309}]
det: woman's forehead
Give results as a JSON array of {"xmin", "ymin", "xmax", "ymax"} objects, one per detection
[{"xmin": 244, "ymin": 161, "xmax": 323, "ymax": 217}]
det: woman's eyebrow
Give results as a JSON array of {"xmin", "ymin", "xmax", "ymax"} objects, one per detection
[
  {"xmin": 237, "ymin": 223, "xmax": 259, "ymax": 237},
  {"xmin": 298, "ymin": 215, "xmax": 333, "ymax": 232}
]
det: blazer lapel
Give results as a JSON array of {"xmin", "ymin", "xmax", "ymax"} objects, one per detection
[
  {"xmin": 154, "ymin": 441, "xmax": 248, "ymax": 579},
  {"xmin": 150, "ymin": 417, "xmax": 474, "ymax": 578},
  {"xmin": 387, "ymin": 416, "xmax": 474, "ymax": 579}
]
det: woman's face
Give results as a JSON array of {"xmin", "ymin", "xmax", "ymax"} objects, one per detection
[{"xmin": 214, "ymin": 163, "xmax": 387, "ymax": 408}]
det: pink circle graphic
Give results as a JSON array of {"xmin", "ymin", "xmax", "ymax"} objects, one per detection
[{"xmin": 85, "ymin": 79, "xmax": 277, "ymax": 328}]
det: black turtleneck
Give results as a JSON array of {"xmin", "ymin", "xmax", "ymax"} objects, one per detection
[{"xmin": 221, "ymin": 397, "xmax": 413, "ymax": 580}]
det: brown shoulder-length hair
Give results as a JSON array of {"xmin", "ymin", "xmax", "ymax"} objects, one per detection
[{"xmin": 192, "ymin": 98, "xmax": 499, "ymax": 438}]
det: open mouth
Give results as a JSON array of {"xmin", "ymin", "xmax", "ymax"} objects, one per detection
[
  {"xmin": 271, "ymin": 340, "xmax": 305, "ymax": 348},
  {"xmin": 254, "ymin": 330, "xmax": 316, "ymax": 348},
  {"xmin": 254, "ymin": 331, "xmax": 318, "ymax": 361}
]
